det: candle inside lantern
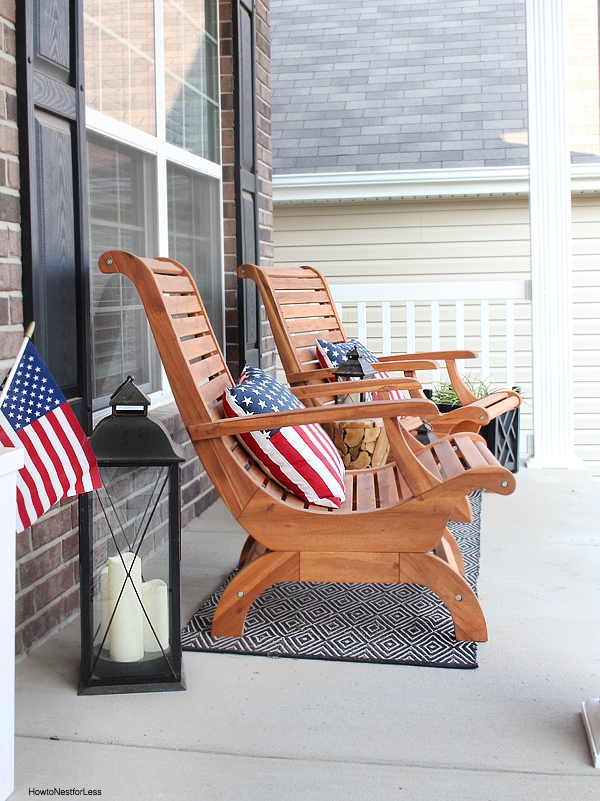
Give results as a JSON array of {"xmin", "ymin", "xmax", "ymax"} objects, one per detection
[
  {"xmin": 142, "ymin": 579, "xmax": 170, "ymax": 653},
  {"xmin": 107, "ymin": 552, "xmax": 144, "ymax": 662},
  {"xmin": 98, "ymin": 566, "xmax": 110, "ymax": 645}
]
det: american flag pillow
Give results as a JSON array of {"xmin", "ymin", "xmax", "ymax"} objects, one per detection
[
  {"xmin": 315, "ymin": 338, "xmax": 408, "ymax": 401},
  {"xmin": 222, "ymin": 366, "xmax": 346, "ymax": 508}
]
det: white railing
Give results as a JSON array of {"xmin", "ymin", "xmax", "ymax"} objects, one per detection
[{"xmin": 330, "ymin": 280, "xmax": 531, "ymax": 389}]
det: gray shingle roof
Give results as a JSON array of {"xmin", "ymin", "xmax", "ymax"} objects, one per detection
[{"xmin": 271, "ymin": 0, "xmax": 530, "ymax": 174}]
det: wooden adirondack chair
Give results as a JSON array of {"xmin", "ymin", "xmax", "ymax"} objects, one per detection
[
  {"xmin": 98, "ymin": 250, "xmax": 516, "ymax": 643},
  {"xmin": 238, "ymin": 262, "xmax": 521, "ymax": 436}
]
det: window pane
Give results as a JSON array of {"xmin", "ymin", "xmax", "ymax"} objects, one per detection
[
  {"xmin": 84, "ymin": 1, "xmax": 156, "ymax": 134},
  {"xmin": 167, "ymin": 164, "xmax": 223, "ymax": 344},
  {"xmin": 164, "ymin": 0, "xmax": 220, "ymax": 161},
  {"xmin": 568, "ymin": 0, "xmax": 600, "ymax": 163},
  {"xmin": 87, "ymin": 135, "xmax": 161, "ymax": 409}
]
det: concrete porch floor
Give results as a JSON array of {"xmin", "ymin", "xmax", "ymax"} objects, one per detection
[{"xmin": 10, "ymin": 468, "xmax": 600, "ymax": 800}]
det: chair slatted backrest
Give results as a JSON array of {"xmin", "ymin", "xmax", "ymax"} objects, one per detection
[
  {"xmin": 239, "ymin": 264, "xmax": 346, "ymax": 377},
  {"xmin": 99, "ymin": 251, "xmax": 264, "ymax": 516}
]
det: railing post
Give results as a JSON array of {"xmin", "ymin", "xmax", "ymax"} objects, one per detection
[{"xmin": 0, "ymin": 446, "xmax": 24, "ymax": 801}]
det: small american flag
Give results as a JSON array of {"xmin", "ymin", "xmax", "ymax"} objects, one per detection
[{"xmin": 0, "ymin": 338, "xmax": 101, "ymax": 533}]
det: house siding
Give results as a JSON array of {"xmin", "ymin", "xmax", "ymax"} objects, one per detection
[{"xmin": 274, "ymin": 194, "xmax": 600, "ymax": 478}]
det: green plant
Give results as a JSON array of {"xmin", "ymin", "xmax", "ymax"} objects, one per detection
[{"xmin": 430, "ymin": 374, "xmax": 497, "ymax": 406}]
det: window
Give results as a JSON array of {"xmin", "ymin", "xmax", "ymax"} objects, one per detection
[
  {"xmin": 167, "ymin": 164, "xmax": 223, "ymax": 340},
  {"xmin": 88, "ymin": 135, "xmax": 160, "ymax": 408},
  {"xmin": 84, "ymin": 0, "xmax": 222, "ymax": 412}
]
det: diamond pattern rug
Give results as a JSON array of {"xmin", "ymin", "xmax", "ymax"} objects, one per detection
[{"xmin": 182, "ymin": 492, "xmax": 482, "ymax": 669}]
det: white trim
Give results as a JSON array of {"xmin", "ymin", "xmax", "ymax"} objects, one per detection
[
  {"xmin": 0, "ymin": 446, "xmax": 24, "ymax": 801},
  {"xmin": 331, "ymin": 280, "xmax": 530, "ymax": 303},
  {"xmin": 272, "ymin": 163, "xmax": 600, "ymax": 204},
  {"xmin": 86, "ymin": 108, "xmax": 222, "ymax": 180},
  {"xmin": 86, "ymin": 108, "xmax": 160, "ymax": 155}
]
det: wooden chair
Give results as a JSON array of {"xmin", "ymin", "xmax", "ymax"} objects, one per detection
[
  {"xmin": 99, "ymin": 251, "xmax": 517, "ymax": 643},
  {"xmin": 238, "ymin": 263, "xmax": 520, "ymax": 436}
]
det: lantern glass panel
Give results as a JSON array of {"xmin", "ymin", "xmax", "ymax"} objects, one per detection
[{"xmin": 89, "ymin": 464, "xmax": 176, "ymax": 682}]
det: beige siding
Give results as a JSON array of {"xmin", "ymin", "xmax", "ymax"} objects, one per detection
[
  {"xmin": 274, "ymin": 197, "xmax": 531, "ymax": 283},
  {"xmin": 274, "ymin": 194, "xmax": 600, "ymax": 479}
]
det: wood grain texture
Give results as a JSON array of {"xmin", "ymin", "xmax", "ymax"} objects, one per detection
[
  {"xmin": 237, "ymin": 262, "xmax": 521, "ymax": 436},
  {"xmin": 98, "ymin": 251, "xmax": 517, "ymax": 642}
]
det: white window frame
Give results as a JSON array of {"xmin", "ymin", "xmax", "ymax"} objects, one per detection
[{"xmin": 86, "ymin": 0, "xmax": 225, "ymax": 423}]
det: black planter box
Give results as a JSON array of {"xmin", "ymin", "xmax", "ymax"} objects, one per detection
[{"xmin": 425, "ymin": 391, "xmax": 520, "ymax": 473}]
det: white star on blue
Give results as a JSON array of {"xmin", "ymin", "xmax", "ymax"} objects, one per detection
[
  {"xmin": 227, "ymin": 366, "xmax": 302, "ymax": 436},
  {"xmin": 0, "ymin": 341, "xmax": 65, "ymax": 431}
]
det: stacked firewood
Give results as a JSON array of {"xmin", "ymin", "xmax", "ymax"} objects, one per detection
[{"xmin": 323, "ymin": 420, "xmax": 390, "ymax": 469}]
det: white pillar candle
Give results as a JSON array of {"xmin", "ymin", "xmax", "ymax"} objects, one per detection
[
  {"xmin": 142, "ymin": 579, "xmax": 170, "ymax": 653},
  {"xmin": 107, "ymin": 552, "xmax": 144, "ymax": 662},
  {"xmin": 97, "ymin": 566, "xmax": 110, "ymax": 646}
]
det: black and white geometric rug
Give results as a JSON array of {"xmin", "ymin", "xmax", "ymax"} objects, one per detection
[{"xmin": 182, "ymin": 492, "xmax": 483, "ymax": 669}]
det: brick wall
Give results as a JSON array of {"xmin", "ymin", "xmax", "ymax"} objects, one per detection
[{"xmin": 0, "ymin": 0, "xmax": 20, "ymax": 385}]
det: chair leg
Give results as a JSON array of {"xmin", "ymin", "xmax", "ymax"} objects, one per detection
[
  {"xmin": 238, "ymin": 536, "xmax": 268, "ymax": 568},
  {"xmin": 211, "ymin": 551, "xmax": 300, "ymax": 637},
  {"xmin": 238, "ymin": 535, "xmax": 255, "ymax": 566},
  {"xmin": 434, "ymin": 528, "xmax": 466, "ymax": 576},
  {"xmin": 399, "ymin": 552, "xmax": 487, "ymax": 642},
  {"xmin": 449, "ymin": 494, "xmax": 473, "ymax": 523}
]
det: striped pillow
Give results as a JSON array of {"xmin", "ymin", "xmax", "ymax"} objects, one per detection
[
  {"xmin": 223, "ymin": 366, "xmax": 346, "ymax": 509},
  {"xmin": 316, "ymin": 338, "xmax": 408, "ymax": 401}
]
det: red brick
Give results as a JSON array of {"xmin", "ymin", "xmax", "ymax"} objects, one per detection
[
  {"xmin": 9, "ymin": 293, "xmax": 21, "ymax": 324},
  {"xmin": 3, "ymin": 22, "xmax": 15, "ymax": 57},
  {"xmin": 0, "ymin": 327, "xmax": 20, "ymax": 359},
  {"xmin": 8, "ymin": 227, "xmax": 19, "ymax": 256},
  {"xmin": 0, "ymin": 120, "xmax": 17, "ymax": 154},
  {"xmin": 16, "ymin": 589, "xmax": 35, "ymax": 627},
  {"xmin": 0, "ymin": 190, "xmax": 19, "ymax": 222},
  {"xmin": 31, "ymin": 505, "xmax": 73, "ymax": 550},
  {"xmin": 61, "ymin": 530, "xmax": 79, "ymax": 563},
  {"xmin": 14, "ymin": 629, "xmax": 23, "ymax": 659},
  {"xmin": 16, "ymin": 527, "xmax": 31, "ymax": 559},
  {"xmin": 62, "ymin": 585, "xmax": 79, "ymax": 618},
  {"xmin": 5, "ymin": 90, "xmax": 15, "ymax": 122},
  {"xmin": 0, "ymin": 1, "xmax": 15, "ymax": 24},
  {"xmin": 0, "ymin": 226, "xmax": 8, "ymax": 257},
  {"xmin": 19, "ymin": 542, "xmax": 62, "ymax": 589},
  {"xmin": 20, "ymin": 602, "xmax": 63, "ymax": 652},
  {"xmin": 34, "ymin": 564, "xmax": 76, "ymax": 609},
  {"xmin": 7, "ymin": 157, "xmax": 18, "ymax": 188},
  {"xmin": 0, "ymin": 58, "xmax": 15, "ymax": 90}
]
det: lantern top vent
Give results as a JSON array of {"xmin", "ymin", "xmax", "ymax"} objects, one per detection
[{"xmin": 110, "ymin": 375, "xmax": 151, "ymax": 415}]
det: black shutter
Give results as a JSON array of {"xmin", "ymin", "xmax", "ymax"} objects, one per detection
[
  {"xmin": 234, "ymin": 0, "xmax": 261, "ymax": 369},
  {"xmin": 16, "ymin": 0, "xmax": 90, "ymax": 428}
]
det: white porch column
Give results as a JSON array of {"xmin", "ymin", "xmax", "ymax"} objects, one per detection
[
  {"xmin": 0, "ymin": 446, "xmax": 24, "ymax": 801},
  {"xmin": 525, "ymin": 0, "xmax": 582, "ymax": 468}
]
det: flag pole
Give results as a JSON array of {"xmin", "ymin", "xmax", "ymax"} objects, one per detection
[{"xmin": 0, "ymin": 322, "xmax": 35, "ymax": 407}]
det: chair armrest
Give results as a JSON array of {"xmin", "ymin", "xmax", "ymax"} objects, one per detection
[
  {"xmin": 370, "ymin": 359, "xmax": 441, "ymax": 372},
  {"xmin": 188, "ymin": 398, "xmax": 440, "ymax": 441},
  {"xmin": 287, "ymin": 362, "xmax": 439, "ymax": 386},
  {"xmin": 378, "ymin": 350, "xmax": 479, "ymax": 362},
  {"xmin": 290, "ymin": 376, "xmax": 422, "ymax": 400},
  {"xmin": 287, "ymin": 368, "xmax": 337, "ymax": 384}
]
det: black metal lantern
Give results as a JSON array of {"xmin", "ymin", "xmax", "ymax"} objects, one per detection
[
  {"xmin": 79, "ymin": 377, "xmax": 186, "ymax": 694},
  {"xmin": 333, "ymin": 345, "xmax": 376, "ymax": 403}
]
